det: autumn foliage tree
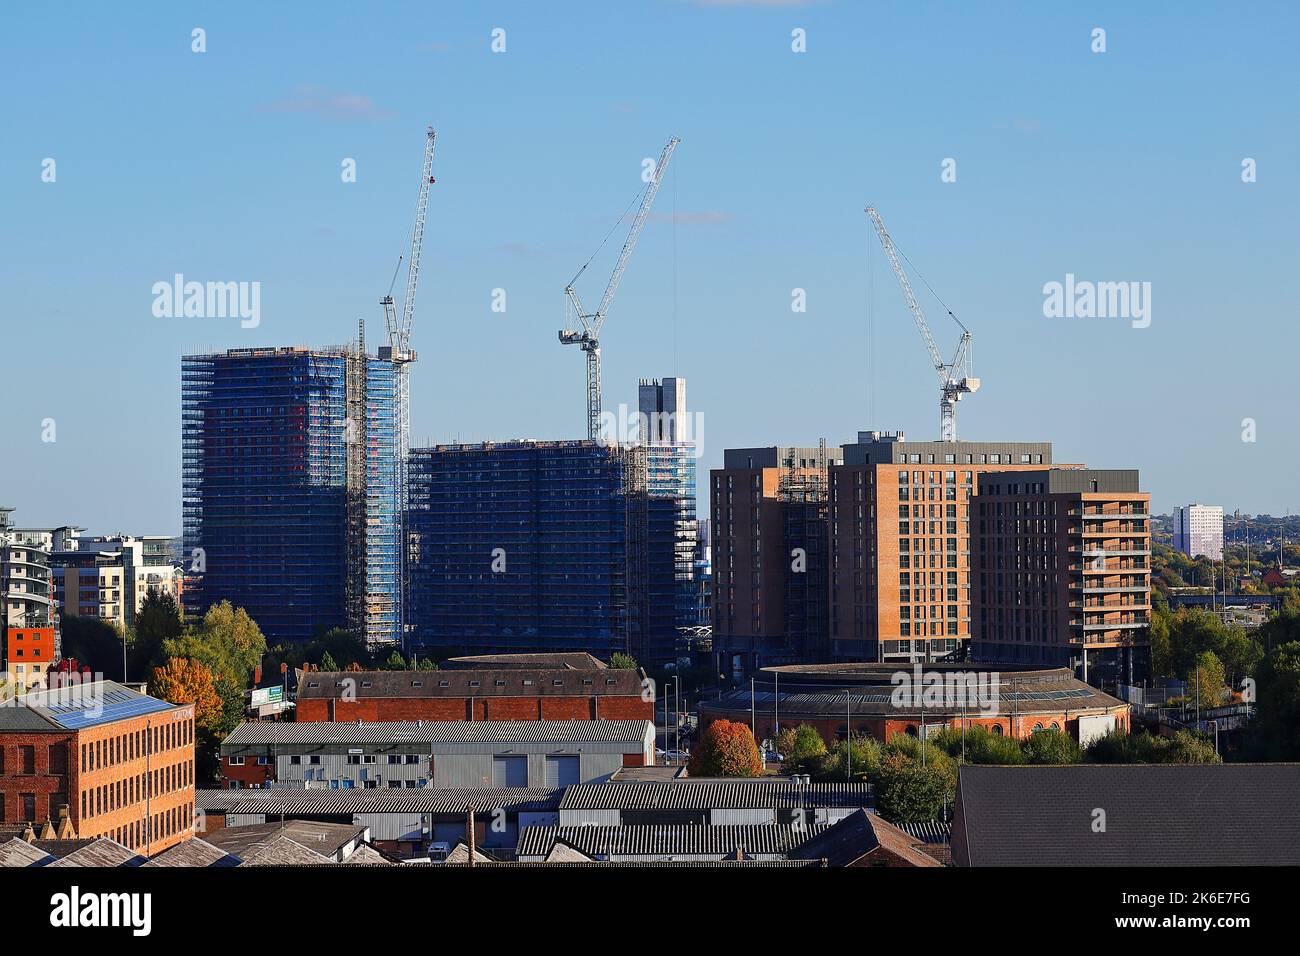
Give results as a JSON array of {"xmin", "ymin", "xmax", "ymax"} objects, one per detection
[
  {"xmin": 149, "ymin": 657, "xmax": 223, "ymax": 733},
  {"xmin": 687, "ymin": 719, "xmax": 763, "ymax": 777}
]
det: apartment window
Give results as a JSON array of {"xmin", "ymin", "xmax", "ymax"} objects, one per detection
[{"xmin": 228, "ymin": 756, "xmax": 245, "ymax": 766}]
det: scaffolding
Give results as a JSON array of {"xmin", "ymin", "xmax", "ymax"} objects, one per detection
[
  {"xmin": 778, "ymin": 438, "xmax": 832, "ymax": 663},
  {"xmin": 406, "ymin": 440, "xmax": 641, "ymax": 657},
  {"xmin": 181, "ymin": 346, "xmax": 400, "ymax": 645},
  {"xmin": 343, "ymin": 324, "xmax": 369, "ymax": 640}
]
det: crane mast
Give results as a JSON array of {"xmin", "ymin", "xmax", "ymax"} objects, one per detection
[
  {"xmin": 865, "ymin": 206, "xmax": 979, "ymax": 442},
  {"xmin": 561, "ymin": 136, "xmax": 680, "ymax": 441},
  {"xmin": 379, "ymin": 125, "xmax": 436, "ymax": 649}
]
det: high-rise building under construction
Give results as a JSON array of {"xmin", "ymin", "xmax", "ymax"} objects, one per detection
[
  {"xmin": 181, "ymin": 345, "xmax": 400, "ymax": 645},
  {"xmin": 406, "ymin": 439, "xmax": 641, "ymax": 658},
  {"xmin": 638, "ymin": 377, "xmax": 699, "ymax": 663}
]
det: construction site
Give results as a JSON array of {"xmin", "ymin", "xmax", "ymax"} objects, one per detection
[{"xmin": 182, "ymin": 128, "xmax": 702, "ymax": 660}]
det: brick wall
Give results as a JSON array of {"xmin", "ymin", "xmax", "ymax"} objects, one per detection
[
  {"xmin": 0, "ymin": 730, "xmax": 75, "ymax": 826},
  {"xmin": 297, "ymin": 694, "xmax": 652, "ymax": 723}
]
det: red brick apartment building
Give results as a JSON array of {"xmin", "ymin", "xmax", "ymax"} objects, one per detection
[
  {"xmin": 294, "ymin": 656, "xmax": 653, "ymax": 726},
  {"xmin": 708, "ymin": 445, "xmax": 843, "ymax": 679},
  {"xmin": 710, "ymin": 432, "xmax": 1152, "ymax": 682},
  {"xmin": 0, "ymin": 680, "xmax": 195, "ymax": 856},
  {"xmin": 970, "ymin": 469, "xmax": 1151, "ymax": 683}
]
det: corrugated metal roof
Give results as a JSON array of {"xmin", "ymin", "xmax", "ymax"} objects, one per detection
[
  {"xmin": 560, "ymin": 781, "xmax": 873, "ymax": 811},
  {"xmin": 518, "ymin": 825, "xmax": 827, "ymax": 858},
  {"xmin": 223, "ymin": 719, "xmax": 651, "ymax": 747},
  {"xmin": 228, "ymin": 786, "xmax": 563, "ymax": 816},
  {"xmin": 897, "ymin": 820, "xmax": 951, "ymax": 844}
]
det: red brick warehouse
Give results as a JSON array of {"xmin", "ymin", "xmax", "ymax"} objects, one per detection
[{"xmin": 293, "ymin": 654, "xmax": 654, "ymax": 725}]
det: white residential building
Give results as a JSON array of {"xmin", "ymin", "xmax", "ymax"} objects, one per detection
[{"xmin": 1171, "ymin": 504, "xmax": 1224, "ymax": 561}]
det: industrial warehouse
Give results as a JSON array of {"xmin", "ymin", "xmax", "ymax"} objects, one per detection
[{"xmin": 219, "ymin": 719, "xmax": 656, "ymax": 789}]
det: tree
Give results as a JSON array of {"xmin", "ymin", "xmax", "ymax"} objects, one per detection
[
  {"xmin": 1243, "ymin": 641, "xmax": 1300, "ymax": 759},
  {"xmin": 775, "ymin": 724, "xmax": 827, "ymax": 774},
  {"xmin": 815, "ymin": 734, "xmax": 881, "ymax": 782},
  {"xmin": 932, "ymin": 725, "xmax": 1025, "ymax": 765},
  {"xmin": 1084, "ymin": 729, "xmax": 1219, "ymax": 764},
  {"xmin": 58, "ymin": 615, "xmax": 125, "ymax": 678},
  {"xmin": 130, "ymin": 589, "xmax": 183, "ymax": 677},
  {"xmin": 1150, "ymin": 600, "xmax": 1174, "ymax": 676},
  {"xmin": 873, "ymin": 750, "xmax": 955, "ymax": 824},
  {"xmin": 149, "ymin": 657, "xmax": 223, "ymax": 732},
  {"xmin": 608, "ymin": 653, "xmax": 638, "ymax": 670},
  {"xmin": 1162, "ymin": 729, "xmax": 1221, "ymax": 764},
  {"xmin": 414, "ymin": 657, "xmax": 439, "ymax": 671},
  {"xmin": 319, "ymin": 651, "xmax": 339, "ymax": 672},
  {"xmin": 1186, "ymin": 650, "xmax": 1227, "ymax": 710},
  {"xmin": 687, "ymin": 720, "xmax": 763, "ymax": 777},
  {"xmin": 162, "ymin": 601, "xmax": 267, "ymax": 737},
  {"xmin": 1021, "ymin": 728, "xmax": 1081, "ymax": 765},
  {"xmin": 382, "ymin": 650, "xmax": 407, "ymax": 671}
]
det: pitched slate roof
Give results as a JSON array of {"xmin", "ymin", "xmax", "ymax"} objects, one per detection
[
  {"xmin": 560, "ymin": 781, "xmax": 873, "ymax": 811},
  {"xmin": 47, "ymin": 837, "xmax": 147, "ymax": 867},
  {"xmin": 223, "ymin": 719, "xmax": 651, "ymax": 746},
  {"xmin": 340, "ymin": 843, "xmax": 394, "ymax": 866},
  {"xmin": 142, "ymin": 837, "xmax": 241, "ymax": 868},
  {"xmin": 790, "ymin": 809, "xmax": 942, "ymax": 867},
  {"xmin": 237, "ymin": 836, "xmax": 335, "ymax": 866},
  {"xmin": 444, "ymin": 652, "xmax": 607, "ymax": 670},
  {"xmin": 952, "ymin": 764, "xmax": 1300, "ymax": 866},
  {"xmin": 444, "ymin": 841, "xmax": 496, "ymax": 864},
  {"xmin": 0, "ymin": 838, "xmax": 55, "ymax": 867},
  {"xmin": 543, "ymin": 842, "xmax": 594, "ymax": 863},
  {"xmin": 518, "ymin": 825, "xmax": 826, "ymax": 859},
  {"xmin": 205, "ymin": 822, "xmax": 366, "ymax": 860}
]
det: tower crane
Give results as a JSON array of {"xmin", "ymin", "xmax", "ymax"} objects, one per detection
[
  {"xmin": 561, "ymin": 136, "xmax": 680, "ymax": 441},
  {"xmin": 379, "ymin": 125, "xmax": 436, "ymax": 647},
  {"xmin": 865, "ymin": 206, "xmax": 979, "ymax": 443}
]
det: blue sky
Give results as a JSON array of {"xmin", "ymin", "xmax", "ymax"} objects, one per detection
[{"xmin": 2, "ymin": 1, "xmax": 1298, "ymax": 534}]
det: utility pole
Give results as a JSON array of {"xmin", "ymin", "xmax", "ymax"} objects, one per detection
[
  {"xmin": 466, "ymin": 806, "xmax": 476, "ymax": 869},
  {"xmin": 674, "ymin": 674, "xmax": 681, "ymax": 760},
  {"xmin": 774, "ymin": 669, "xmax": 780, "ymax": 735},
  {"xmin": 750, "ymin": 676, "xmax": 756, "ymax": 742},
  {"xmin": 846, "ymin": 688, "xmax": 852, "ymax": 781}
]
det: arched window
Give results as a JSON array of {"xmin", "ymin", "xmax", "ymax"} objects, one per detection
[
  {"xmin": 1050, "ymin": 722, "xmax": 1060, "ymax": 731},
  {"xmin": 904, "ymin": 725, "xmax": 918, "ymax": 737},
  {"xmin": 1032, "ymin": 722, "xmax": 1044, "ymax": 732},
  {"xmin": 991, "ymin": 724, "xmax": 1004, "ymax": 736}
]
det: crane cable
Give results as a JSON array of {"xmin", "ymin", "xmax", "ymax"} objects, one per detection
[
  {"xmin": 892, "ymin": 237, "xmax": 968, "ymax": 334},
  {"xmin": 567, "ymin": 178, "xmax": 650, "ymax": 292}
]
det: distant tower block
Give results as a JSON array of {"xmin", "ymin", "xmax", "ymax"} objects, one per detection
[{"xmin": 638, "ymin": 377, "xmax": 687, "ymax": 443}]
